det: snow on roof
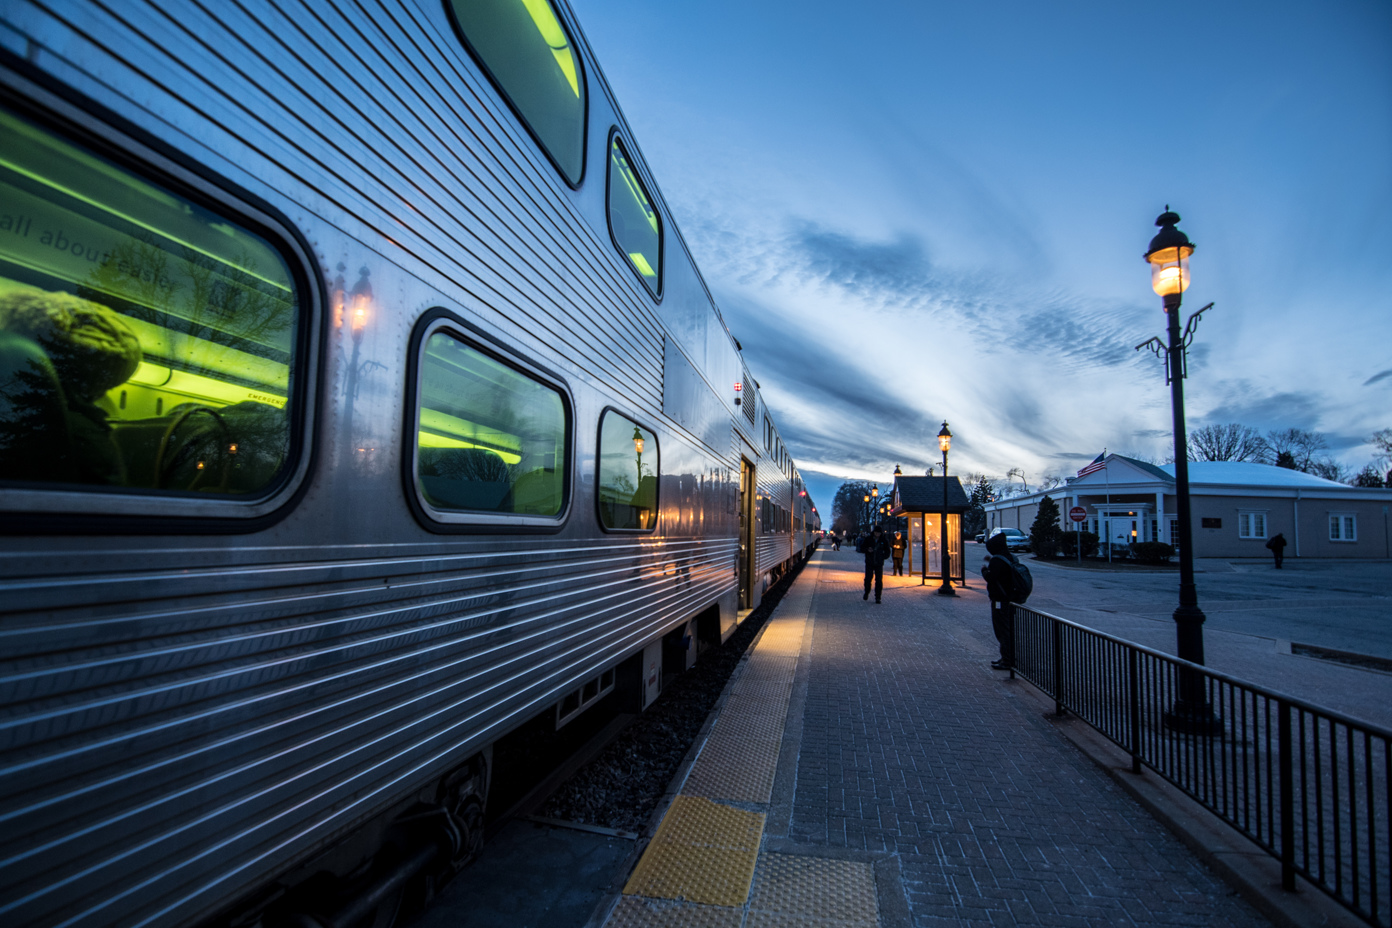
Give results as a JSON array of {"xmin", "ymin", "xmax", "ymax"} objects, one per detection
[{"xmin": 1159, "ymin": 461, "xmax": 1351, "ymax": 489}]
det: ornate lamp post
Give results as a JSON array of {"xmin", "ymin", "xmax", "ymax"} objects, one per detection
[
  {"xmin": 937, "ymin": 421, "xmax": 955, "ymax": 596},
  {"xmin": 1135, "ymin": 208, "xmax": 1219, "ymax": 733},
  {"xmin": 633, "ymin": 425, "xmax": 645, "ymax": 488}
]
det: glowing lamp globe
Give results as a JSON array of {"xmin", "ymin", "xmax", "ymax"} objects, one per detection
[
  {"xmin": 1144, "ymin": 210, "xmax": 1195, "ymax": 300},
  {"xmin": 937, "ymin": 421, "xmax": 952, "ymax": 453}
]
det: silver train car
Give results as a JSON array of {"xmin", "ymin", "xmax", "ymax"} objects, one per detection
[{"xmin": 0, "ymin": 1, "xmax": 820, "ymax": 925}]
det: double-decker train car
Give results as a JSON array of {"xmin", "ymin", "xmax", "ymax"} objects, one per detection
[{"xmin": 0, "ymin": 1, "xmax": 818, "ymax": 926}]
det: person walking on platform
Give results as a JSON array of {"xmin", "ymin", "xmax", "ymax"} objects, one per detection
[
  {"xmin": 981, "ymin": 532, "xmax": 1018, "ymax": 669},
  {"xmin": 891, "ymin": 531, "xmax": 906, "ymax": 576},
  {"xmin": 1265, "ymin": 532, "xmax": 1287, "ymax": 569},
  {"xmin": 862, "ymin": 524, "xmax": 891, "ymax": 602},
  {"xmin": 832, "ymin": 532, "xmax": 841, "ymax": 551}
]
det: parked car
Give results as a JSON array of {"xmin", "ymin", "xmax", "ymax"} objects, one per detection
[
  {"xmin": 989, "ymin": 528, "xmax": 1031, "ymax": 552},
  {"xmin": 974, "ymin": 532, "xmax": 986, "ymax": 544}
]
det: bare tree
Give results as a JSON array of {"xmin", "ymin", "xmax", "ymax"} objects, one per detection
[
  {"xmin": 1006, "ymin": 467, "xmax": 1029, "ymax": 492},
  {"xmin": 1371, "ymin": 427, "xmax": 1392, "ymax": 464},
  {"xmin": 1266, "ymin": 428, "xmax": 1327, "ymax": 472},
  {"xmin": 1188, "ymin": 423, "xmax": 1269, "ymax": 462},
  {"xmin": 1040, "ymin": 473, "xmax": 1063, "ymax": 490},
  {"xmin": 1308, "ymin": 458, "xmax": 1351, "ymax": 483}
]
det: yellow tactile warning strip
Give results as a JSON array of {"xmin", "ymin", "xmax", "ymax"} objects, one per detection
[
  {"xmin": 622, "ymin": 795, "xmax": 764, "ymax": 906},
  {"xmin": 612, "ymin": 557, "xmax": 880, "ymax": 926},
  {"xmin": 747, "ymin": 854, "xmax": 878, "ymax": 926}
]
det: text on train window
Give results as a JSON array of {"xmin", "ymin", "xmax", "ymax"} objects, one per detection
[
  {"xmin": 597, "ymin": 409, "xmax": 656, "ymax": 531},
  {"xmin": 447, "ymin": 0, "xmax": 586, "ymax": 186},
  {"xmin": 0, "ymin": 106, "xmax": 300, "ymax": 495},
  {"xmin": 415, "ymin": 331, "xmax": 565, "ymax": 517},
  {"xmin": 606, "ymin": 136, "xmax": 661, "ymax": 297}
]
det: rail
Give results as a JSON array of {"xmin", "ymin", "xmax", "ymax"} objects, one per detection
[{"xmin": 1011, "ymin": 606, "xmax": 1391, "ymax": 927}]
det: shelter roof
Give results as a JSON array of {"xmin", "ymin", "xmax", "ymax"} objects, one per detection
[{"xmin": 891, "ymin": 476, "xmax": 969, "ymax": 513}]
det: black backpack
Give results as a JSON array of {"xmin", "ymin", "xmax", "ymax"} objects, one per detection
[{"xmin": 1006, "ymin": 557, "xmax": 1033, "ymax": 604}]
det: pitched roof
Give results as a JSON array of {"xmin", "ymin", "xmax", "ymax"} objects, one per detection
[
  {"xmin": 892, "ymin": 476, "xmax": 969, "ymax": 512},
  {"xmin": 1161, "ymin": 461, "xmax": 1356, "ymax": 489},
  {"xmin": 1113, "ymin": 455, "xmax": 1174, "ymax": 482}
]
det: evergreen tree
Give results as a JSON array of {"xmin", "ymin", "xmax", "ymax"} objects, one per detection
[
  {"xmin": 964, "ymin": 475, "xmax": 994, "ymax": 538},
  {"xmin": 1029, "ymin": 494, "xmax": 1062, "ymax": 557}
]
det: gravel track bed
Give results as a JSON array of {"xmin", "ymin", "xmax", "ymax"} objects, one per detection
[{"xmin": 538, "ymin": 555, "xmax": 811, "ymax": 833}]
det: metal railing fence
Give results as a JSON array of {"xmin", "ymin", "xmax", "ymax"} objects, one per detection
[{"xmin": 1012, "ymin": 606, "xmax": 1391, "ymax": 927}]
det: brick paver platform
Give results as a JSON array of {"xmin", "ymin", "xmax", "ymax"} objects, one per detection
[{"xmin": 784, "ymin": 548, "xmax": 1272, "ymax": 927}]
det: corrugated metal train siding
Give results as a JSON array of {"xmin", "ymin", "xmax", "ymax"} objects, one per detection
[{"xmin": 0, "ymin": 537, "xmax": 737, "ymax": 925}]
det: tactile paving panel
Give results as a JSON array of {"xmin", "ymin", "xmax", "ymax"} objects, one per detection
[
  {"xmin": 623, "ymin": 796, "xmax": 765, "ymax": 906},
  {"xmin": 683, "ymin": 732, "xmax": 781, "ymax": 803},
  {"xmin": 711, "ymin": 697, "xmax": 787, "ymax": 740},
  {"xmin": 748, "ymin": 854, "xmax": 878, "ymax": 925},
  {"xmin": 605, "ymin": 895, "xmax": 744, "ymax": 928}
]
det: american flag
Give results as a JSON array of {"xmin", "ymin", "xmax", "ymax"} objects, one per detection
[{"xmin": 1076, "ymin": 453, "xmax": 1106, "ymax": 478}]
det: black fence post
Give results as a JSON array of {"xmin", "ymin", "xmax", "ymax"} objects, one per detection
[
  {"xmin": 1129, "ymin": 647, "xmax": 1142, "ymax": 774},
  {"xmin": 1052, "ymin": 616, "xmax": 1065, "ymax": 717},
  {"xmin": 1278, "ymin": 698, "xmax": 1296, "ymax": 892}
]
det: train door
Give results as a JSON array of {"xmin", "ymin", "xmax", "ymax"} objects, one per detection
[{"xmin": 738, "ymin": 458, "xmax": 755, "ymax": 611}]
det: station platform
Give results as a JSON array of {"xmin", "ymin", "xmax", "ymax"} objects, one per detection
[{"xmin": 600, "ymin": 547, "xmax": 1284, "ymax": 928}]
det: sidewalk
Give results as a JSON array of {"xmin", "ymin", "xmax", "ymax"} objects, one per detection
[{"xmin": 604, "ymin": 548, "xmax": 1285, "ymax": 926}]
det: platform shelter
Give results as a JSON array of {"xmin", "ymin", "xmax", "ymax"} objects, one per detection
[{"xmin": 888, "ymin": 475, "xmax": 968, "ymax": 584}]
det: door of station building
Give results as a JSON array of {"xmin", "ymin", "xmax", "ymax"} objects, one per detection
[{"xmin": 738, "ymin": 458, "xmax": 755, "ymax": 610}]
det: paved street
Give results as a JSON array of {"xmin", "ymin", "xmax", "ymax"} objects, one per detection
[
  {"xmin": 778, "ymin": 548, "xmax": 1274, "ymax": 926},
  {"xmin": 976, "ymin": 545, "xmax": 1392, "ymax": 727}
]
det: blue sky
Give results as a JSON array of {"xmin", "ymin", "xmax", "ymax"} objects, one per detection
[{"xmin": 570, "ymin": 0, "xmax": 1392, "ymax": 512}]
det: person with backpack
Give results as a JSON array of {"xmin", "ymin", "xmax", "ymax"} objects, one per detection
[
  {"xmin": 1265, "ymin": 532, "xmax": 1287, "ymax": 569},
  {"xmin": 862, "ymin": 523, "xmax": 891, "ymax": 602},
  {"xmin": 981, "ymin": 530, "xmax": 1030, "ymax": 669}
]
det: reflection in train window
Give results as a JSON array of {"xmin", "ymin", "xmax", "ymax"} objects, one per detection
[
  {"xmin": 447, "ymin": 0, "xmax": 586, "ymax": 186},
  {"xmin": 415, "ymin": 331, "xmax": 565, "ymax": 517},
  {"xmin": 597, "ymin": 410, "xmax": 656, "ymax": 531},
  {"xmin": 606, "ymin": 136, "xmax": 661, "ymax": 297},
  {"xmin": 0, "ymin": 106, "xmax": 299, "ymax": 495}
]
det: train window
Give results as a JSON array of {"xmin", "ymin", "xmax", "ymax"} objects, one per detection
[
  {"xmin": 0, "ymin": 106, "xmax": 300, "ymax": 496},
  {"xmin": 606, "ymin": 136, "xmax": 661, "ymax": 297},
  {"xmin": 596, "ymin": 409, "xmax": 657, "ymax": 531},
  {"xmin": 413, "ymin": 329, "xmax": 566, "ymax": 519},
  {"xmin": 447, "ymin": 0, "xmax": 586, "ymax": 186}
]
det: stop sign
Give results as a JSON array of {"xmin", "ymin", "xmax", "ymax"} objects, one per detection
[{"xmin": 1069, "ymin": 506, "xmax": 1087, "ymax": 522}]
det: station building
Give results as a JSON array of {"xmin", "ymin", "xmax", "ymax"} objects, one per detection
[{"xmin": 982, "ymin": 455, "xmax": 1392, "ymax": 559}]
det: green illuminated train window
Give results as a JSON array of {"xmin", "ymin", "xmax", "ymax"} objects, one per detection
[
  {"xmin": 607, "ymin": 136, "xmax": 661, "ymax": 296},
  {"xmin": 415, "ymin": 330, "xmax": 566, "ymax": 518},
  {"xmin": 597, "ymin": 410, "xmax": 656, "ymax": 531},
  {"xmin": 447, "ymin": 0, "xmax": 586, "ymax": 186},
  {"xmin": 0, "ymin": 106, "xmax": 299, "ymax": 495}
]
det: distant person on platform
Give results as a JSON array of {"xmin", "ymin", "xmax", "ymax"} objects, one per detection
[
  {"xmin": 832, "ymin": 532, "xmax": 841, "ymax": 551},
  {"xmin": 862, "ymin": 524, "xmax": 891, "ymax": 602},
  {"xmin": 981, "ymin": 532, "xmax": 1018, "ymax": 669},
  {"xmin": 891, "ymin": 531, "xmax": 906, "ymax": 576},
  {"xmin": 1265, "ymin": 532, "xmax": 1287, "ymax": 569}
]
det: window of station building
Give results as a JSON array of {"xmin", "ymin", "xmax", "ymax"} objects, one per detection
[
  {"xmin": 596, "ymin": 410, "xmax": 657, "ymax": 531},
  {"xmin": 446, "ymin": 0, "xmax": 586, "ymax": 186},
  {"xmin": 414, "ymin": 329, "xmax": 566, "ymax": 518},
  {"xmin": 1237, "ymin": 510, "xmax": 1267, "ymax": 539},
  {"xmin": 606, "ymin": 135, "xmax": 661, "ymax": 297},
  {"xmin": 0, "ymin": 106, "xmax": 301, "ymax": 497},
  {"xmin": 1329, "ymin": 513, "xmax": 1356, "ymax": 542}
]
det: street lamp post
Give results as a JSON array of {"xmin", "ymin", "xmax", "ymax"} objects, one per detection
[
  {"xmin": 937, "ymin": 422, "xmax": 955, "ymax": 596},
  {"xmin": 1135, "ymin": 208, "xmax": 1219, "ymax": 734}
]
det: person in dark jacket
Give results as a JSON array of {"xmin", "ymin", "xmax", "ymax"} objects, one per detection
[
  {"xmin": 862, "ymin": 524, "xmax": 891, "ymax": 602},
  {"xmin": 981, "ymin": 532, "xmax": 1018, "ymax": 669},
  {"xmin": 1265, "ymin": 532, "xmax": 1287, "ymax": 569},
  {"xmin": 891, "ymin": 531, "xmax": 906, "ymax": 576}
]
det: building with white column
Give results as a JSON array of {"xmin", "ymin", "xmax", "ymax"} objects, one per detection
[{"xmin": 982, "ymin": 455, "xmax": 1392, "ymax": 559}]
